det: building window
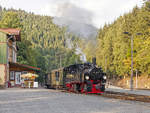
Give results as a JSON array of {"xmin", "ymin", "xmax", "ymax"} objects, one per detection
[{"xmin": 10, "ymin": 71, "xmax": 15, "ymax": 80}]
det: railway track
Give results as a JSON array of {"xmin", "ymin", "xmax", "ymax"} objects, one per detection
[
  {"xmin": 102, "ymin": 91, "xmax": 150, "ymax": 103},
  {"xmin": 61, "ymin": 90, "xmax": 150, "ymax": 103}
]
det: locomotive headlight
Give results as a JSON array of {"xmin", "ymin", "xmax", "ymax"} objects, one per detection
[
  {"xmin": 85, "ymin": 76, "xmax": 89, "ymax": 80},
  {"xmin": 103, "ymin": 76, "xmax": 107, "ymax": 79}
]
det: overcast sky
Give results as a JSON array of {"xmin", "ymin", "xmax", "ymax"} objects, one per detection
[{"xmin": 0, "ymin": 0, "xmax": 144, "ymax": 28}]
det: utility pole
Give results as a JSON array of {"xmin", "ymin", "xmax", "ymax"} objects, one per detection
[
  {"xmin": 130, "ymin": 35, "xmax": 134, "ymax": 91},
  {"xmin": 123, "ymin": 32, "xmax": 142, "ymax": 91}
]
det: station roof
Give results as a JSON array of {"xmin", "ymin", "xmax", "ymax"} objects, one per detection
[
  {"xmin": 0, "ymin": 28, "xmax": 21, "ymax": 41},
  {"xmin": 9, "ymin": 62, "xmax": 41, "ymax": 71}
]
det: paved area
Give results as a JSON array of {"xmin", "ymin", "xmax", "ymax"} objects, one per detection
[
  {"xmin": 0, "ymin": 88, "xmax": 150, "ymax": 113},
  {"xmin": 106, "ymin": 85, "xmax": 150, "ymax": 96}
]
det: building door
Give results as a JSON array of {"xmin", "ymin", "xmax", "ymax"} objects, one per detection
[{"xmin": 15, "ymin": 72, "xmax": 21, "ymax": 85}]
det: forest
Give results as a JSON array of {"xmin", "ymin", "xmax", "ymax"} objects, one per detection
[
  {"xmin": 0, "ymin": 7, "xmax": 81, "ymax": 83},
  {"xmin": 84, "ymin": 1, "xmax": 150, "ymax": 78}
]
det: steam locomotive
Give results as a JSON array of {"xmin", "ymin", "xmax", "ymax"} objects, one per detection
[{"xmin": 45, "ymin": 61, "xmax": 107, "ymax": 94}]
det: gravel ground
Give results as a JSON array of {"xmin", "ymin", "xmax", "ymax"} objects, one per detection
[{"xmin": 0, "ymin": 88, "xmax": 150, "ymax": 113}]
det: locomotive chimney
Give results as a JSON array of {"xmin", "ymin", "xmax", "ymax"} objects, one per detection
[{"xmin": 92, "ymin": 57, "xmax": 96, "ymax": 66}]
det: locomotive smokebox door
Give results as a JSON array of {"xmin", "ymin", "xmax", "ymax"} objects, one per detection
[{"xmin": 92, "ymin": 57, "xmax": 96, "ymax": 66}]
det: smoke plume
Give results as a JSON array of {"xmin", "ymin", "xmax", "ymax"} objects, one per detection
[{"xmin": 56, "ymin": 2, "xmax": 93, "ymax": 25}]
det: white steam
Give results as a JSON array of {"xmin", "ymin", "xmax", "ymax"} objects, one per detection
[
  {"xmin": 75, "ymin": 47, "xmax": 87, "ymax": 62},
  {"xmin": 52, "ymin": 2, "xmax": 97, "ymax": 38},
  {"xmin": 56, "ymin": 2, "xmax": 93, "ymax": 25}
]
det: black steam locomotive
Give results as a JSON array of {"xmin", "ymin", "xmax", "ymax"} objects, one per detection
[{"xmin": 45, "ymin": 62, "xmax": 107, "ymax": 94}]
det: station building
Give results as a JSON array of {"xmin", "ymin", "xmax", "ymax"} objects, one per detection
[{"xmin": 0, "ymin": 28, "xmax": 40, "ymax": 88}]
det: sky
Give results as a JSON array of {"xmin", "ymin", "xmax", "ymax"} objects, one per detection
[{"xmin": 0, "ymin": 0, "xmax": 144, "ymax": 28}]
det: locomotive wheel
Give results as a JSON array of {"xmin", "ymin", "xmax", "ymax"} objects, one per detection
[
  {"xmin": 83, "ymin": 84, "xmax": 87, "ymax": 93},
  {"xmin": 46, "ymin": 85, "xmax": 51, "ymax": 89},
  {"xmin": 76, "ymin": 84, "xmax": 81, "ymax": 92},
  {"xmin": 100, "ymin": 85, "xmax": 105, "ymax": 92},
  {"xmin": 73, "ymin": 84, "xmax": 77, "ymax": 92}
]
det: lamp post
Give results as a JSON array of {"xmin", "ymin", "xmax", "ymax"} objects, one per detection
[{"xmin": 123, "ymin": 32, "xmax": 141, "ymax": 91}]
